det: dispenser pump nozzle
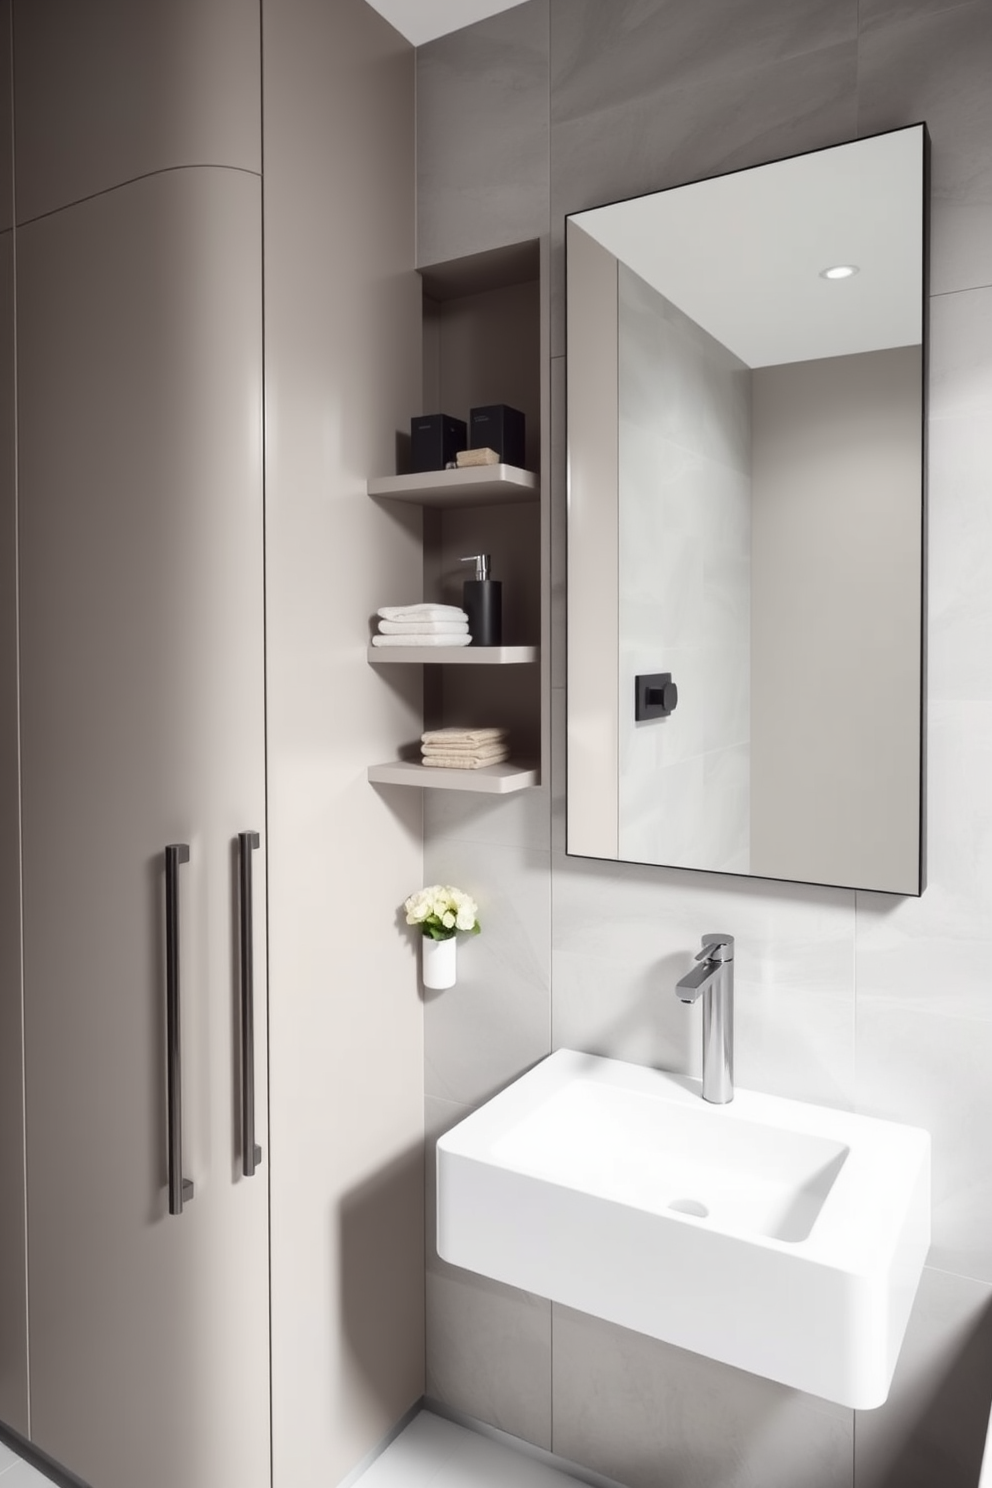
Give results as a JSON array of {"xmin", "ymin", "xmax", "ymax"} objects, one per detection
[{"xmin": 460, "ymin": 553, "xmax": 491, "ymax": 581}]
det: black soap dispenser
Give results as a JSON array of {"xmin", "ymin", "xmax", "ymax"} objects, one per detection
[{"xmin": 460, "ymin": 553, "xmax": 502, "ymax": 647}]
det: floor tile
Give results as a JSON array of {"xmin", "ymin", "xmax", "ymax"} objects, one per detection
[
  {"xmin": 0, "ymin": 1441, "xmax": 20, "ymax": 1474},
  {"xmin": 357, "ymin": 1409, "xmax": 592, "ymax": 1488}
]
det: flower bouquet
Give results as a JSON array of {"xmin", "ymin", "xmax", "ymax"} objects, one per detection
[{"xmin": 404, "ymin": 884, "xmax": 480, "ymax": 987}]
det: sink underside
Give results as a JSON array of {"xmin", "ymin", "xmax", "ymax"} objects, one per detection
[{"xmin": 437, "ymin": 1050, "xmax": 931, "ymax": 1408}]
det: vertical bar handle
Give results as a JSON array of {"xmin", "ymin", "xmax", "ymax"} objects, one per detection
[
  {"xmin": 239, "ymin": 831, "xmax": 263, "ymax": 1177},
  {"xmin": 165, "ymin": 844, "xmax": 194, "ymax": 1216}
]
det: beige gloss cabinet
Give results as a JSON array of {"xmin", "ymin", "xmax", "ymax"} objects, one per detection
[{"xmin": 14, "ymin": 167, "xmax": 270, "ymax": 1488}]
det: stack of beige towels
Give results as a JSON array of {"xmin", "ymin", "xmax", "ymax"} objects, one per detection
[
  {"xmin": 372, "ymin": 603, "xmax": 470, "ymax": 647},
  {"xmin": 421, "ymin": 726, "xmax": 510, "ymax": 770}
]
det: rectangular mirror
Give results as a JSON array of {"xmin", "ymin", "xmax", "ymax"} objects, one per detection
[{"xmin": 566, "ymin": 125, "xmax": 928, "ymax": 895}]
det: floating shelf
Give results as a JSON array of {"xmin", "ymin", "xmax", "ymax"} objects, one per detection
[
  {"xmin": 367, "ymin": 644, "xmax": 538, "ymax": 665},
  {"xmin": 367, "ymin": 464, "xmax": 538, "ymax": 508},
  {"xmin": 367, "ymin": 760, "xmax": 538, "ymax": 794}
]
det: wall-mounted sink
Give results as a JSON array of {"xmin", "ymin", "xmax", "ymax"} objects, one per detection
[{"xmin": 436, "ymin": 1050, "xmax": 930, "ymax": 1408}]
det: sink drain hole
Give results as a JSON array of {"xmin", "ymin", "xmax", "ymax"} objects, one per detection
[{"xmin": 669, "ymin": 1198, "xmax": 709, "ymax": 1219}]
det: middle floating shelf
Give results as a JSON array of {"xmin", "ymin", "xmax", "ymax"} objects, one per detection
[
  {"xmin": 367, "ymin": 463, "xmax": 538, "ymax": 508},
  {"xmin": 367, "ymin": 644, "xmax": 538, "ymax": 666}
]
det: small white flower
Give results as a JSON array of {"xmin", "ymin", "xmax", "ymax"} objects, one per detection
[
  {"xmin": 441, "ymin": 911, "xmax": 456, "ymax": 929},
  {"xmin": 455, "ymin": 905, "xmax": 475, "ymax": 931}
]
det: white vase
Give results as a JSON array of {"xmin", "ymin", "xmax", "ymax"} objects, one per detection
[{"xmin": 422, "ymin": 934, "xmax": 456, "ymax": 990}]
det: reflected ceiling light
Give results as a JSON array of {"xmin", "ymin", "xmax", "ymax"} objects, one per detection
[{"xmin": 819, "ymin": 264, "xmax": 860, "ymax": 280}]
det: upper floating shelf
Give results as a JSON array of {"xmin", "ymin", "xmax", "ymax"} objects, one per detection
[{"xmin": 367, "ymin": 464, "xmax": 539, "ymax": 508}]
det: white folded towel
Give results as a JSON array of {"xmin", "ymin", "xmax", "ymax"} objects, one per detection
[
  {"xmin": 371, "ymin": 634, "xmax": 472, "ymax": 647},
  {"xmin": 421, "ymin": 726, "xmax": 508, "ymax": 746},
  {"xmin": 378, "ymin": 619, "xmax": 469, "ymax": 635},
  {"xmin": 378, "ymin": 604, "xmax": 468, "ymax": 622}
]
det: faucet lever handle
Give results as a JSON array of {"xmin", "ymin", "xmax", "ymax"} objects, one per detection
[{"xmin": 697, "ymin": 934, "xmax": 734, "ymax": 963}]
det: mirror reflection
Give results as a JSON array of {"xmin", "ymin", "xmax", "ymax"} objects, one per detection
[{"xmin": 566, "ymin": 125, "xmax": 927, "ymax": 894}]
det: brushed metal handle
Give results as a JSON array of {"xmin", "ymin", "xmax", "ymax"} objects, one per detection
[
  {"xmin": 165, "ymin": 844, "xmax": 194, "ymax": 1216},
  {"xmin": 239, "ymin": 831, "xmax": 263, "ymax": 1178}
]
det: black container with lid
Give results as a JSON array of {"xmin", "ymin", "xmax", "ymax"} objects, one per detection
[{"xmin": 460, "ymin": 554, "xmax": 502, "ymax": 647}]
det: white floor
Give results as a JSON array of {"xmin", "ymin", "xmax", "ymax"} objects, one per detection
[
  {"xmin": 0, "ymin": 1438, "xmax": 51, "ymax": 1488},
  {"xmin": 356, "ymin": 1411, "xmax": 592, "ymax": 1488}
]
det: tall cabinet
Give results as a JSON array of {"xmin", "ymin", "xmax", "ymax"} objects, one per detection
[
  {"xmin": 0, "ymin": 2, "xmax": 426, "ymax": 1486},
  {"xmin": 3, "ymin": 3, "xmax": 271, "ymax": 1485},
  {"xmin": 16, "ymin": 168, "xmax": 270, "ymax": 1488}
]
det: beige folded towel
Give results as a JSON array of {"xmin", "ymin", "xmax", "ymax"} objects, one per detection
[
  {"xmin": 455, "ymin": 447, "xmax": 500, "ymax": 468},
  {"xmin": 422, "ymin": 740, "xmax": 507, "ymax": 757},
  {"xmin": 423, "ymin": 740, "xmax": 508, "ymax": 759},
  {"xmin": 378, "ymin": 619, "xmax": 469, "ymax": 635},
  {"xmin": 372, "ymin": 634, "xmax": 472, "ymax": 647},
  {"xmin": 378, "ymin": 604, "xmax": 468, "ymax": 622},
  {"xmin": 421, "ymin": 726, "xmax": 508, "ymax": 746},
  {"xmin": 422, "ymin": 750, "xmax": 510, "ymax": 770}
]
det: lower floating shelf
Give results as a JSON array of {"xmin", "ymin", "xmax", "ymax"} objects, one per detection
[
  {"xmin": 367, "ymin": 760, "xmax": 538, "ymax": 794},
  {"xmin": 368, "ymin": 645, "xmax": 538, "ymax": 665}
]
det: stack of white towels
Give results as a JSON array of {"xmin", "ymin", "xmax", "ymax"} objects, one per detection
[
  {"xmin": 421, "ymin": 727, "xmax": 510, "ymax": 770},
  {"xmin": 372, "ymin": 603, "xmax": 471, "ymax": 647}
]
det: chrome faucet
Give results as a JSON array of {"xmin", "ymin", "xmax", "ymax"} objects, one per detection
[{"xmin": 676, "ymin": 934, "xmax": 734, "ymax": 1104}]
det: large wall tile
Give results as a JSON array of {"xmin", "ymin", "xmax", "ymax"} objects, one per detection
[
  {"xmin": 416, "ymin": 0, "xmax": 549, "ymax": 267},
  {"xmin": 857, "ymin": 0, "xmax": 992, "ymax": 295},
  {"xmin": 856, "ymin": 702, "xmax": 992, "ymax": 1004},
  {"xmin": 552, "ymin": 853, "xmax": 856, "ymax": 1108},
  {"xmin": 551, "ymin": 0, "xmax": 857, "ymax": 121},
  {"xmin": 13, "ymin": 0, "xmax": 261, "ymax": 224},
  {"xmin": 424, "ymin": 839, "xmax": 551, "ymax": 1105},
  {"xmin": 928, "ymin": 286, "xmax": 992, "ymax": 702},
  {"xmin": 860, "ymin": 0, "xmax": 974, "ymax": 25},
  {"xmin": 552, "ymin": 1305, "xmax": 853, "ymax": 1488},
  {"xmin": 854, "ymin": 1267, "xmax": 992, "ymax": 1488},
  {"xmin": 855, "ymin": 995, "xmax": 992, "ymax": 1282},
  {"xmin": 426, "ymin": 1094, "xmax": 552, "ymax": 1447},
  {"xmin": 856, "ymin": 701, "xmax": 992, "ymax": 1280}
]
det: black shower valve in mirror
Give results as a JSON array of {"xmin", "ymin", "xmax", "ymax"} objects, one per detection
[{"xmin": 635, "ymin": 672, "xmax": 678, "ymax": 721}]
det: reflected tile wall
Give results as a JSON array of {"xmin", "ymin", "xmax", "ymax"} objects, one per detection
[{"xmin": 418, "ymin": 1, "xmax": 992, "ymax": 1483}]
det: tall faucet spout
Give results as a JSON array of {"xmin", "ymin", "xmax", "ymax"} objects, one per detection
[
  {"xmin": 675, "ymin": 934, "xmax": 735, "ymax": 1103},
  {"xmin": 675, "ymin": 959, "xmax": 719, "ymax": 1002}
]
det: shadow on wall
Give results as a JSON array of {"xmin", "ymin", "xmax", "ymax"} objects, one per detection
[
  {"xmin": 872, "ymin": 1294, "xmax": 992, "ymax": 1488},
  {"xmin": 337, "ymin": 1139, "xmax": 426, "ymax": 1407}
]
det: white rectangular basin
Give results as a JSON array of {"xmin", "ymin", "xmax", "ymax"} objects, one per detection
[{"xmin": 437, "ymin": 1050, "xmax": 931, "ymax": 1408}]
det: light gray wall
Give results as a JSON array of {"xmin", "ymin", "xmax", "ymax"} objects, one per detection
[
  {"xmin": 417, "ymin": 1, "xmax": 992, "ymax": 1485},
  {"xmin": 617, "ymin": 265, "xmax": 751, "ymax": 875},
  {"xmin": 750, "ymin": 346, "xmax": 922, "ymax": 892},
  {"xmin": 262, "ymin": 1, "xmax": 426, "ymax": 1483}
]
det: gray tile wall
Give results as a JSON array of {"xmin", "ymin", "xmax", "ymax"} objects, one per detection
[{"xmin": 417, "ymin": 1, "xmax": 992, "ymax": 1483}]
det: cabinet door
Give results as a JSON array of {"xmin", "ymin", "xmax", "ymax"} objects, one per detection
[{"xmin": 17, "ymin": 167, "xmax": 269, "ymax": 1488}]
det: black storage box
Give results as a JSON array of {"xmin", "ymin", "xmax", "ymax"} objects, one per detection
[
  {"xmin": 469, "ymin": 404, "xmax": 525, "ymax": 469},
  {"xmin": 410, "ymin": 413, "xmax": 467, "ymax": 473}
]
